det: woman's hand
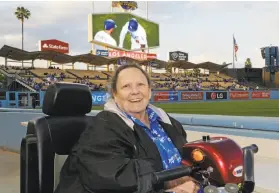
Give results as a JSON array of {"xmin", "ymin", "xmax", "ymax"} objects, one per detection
[{"xmin": 165, "ymin": 176, "xmax": 199, "ymax": 193}]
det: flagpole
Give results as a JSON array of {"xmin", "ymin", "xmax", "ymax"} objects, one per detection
[
  {"xmin": 146, "ymin": 1, "xmax": 151, "ymax": 73},
  {"xmin": 146, "ymin": 1, "xmax": 150, "ymax": 54},
  {"xmin": 146, "ymin": 1, "xmax": 148, "ymax": 19},
  {"xmin": 91, "ymin": 2, "xmax": 95, "ymax": 55},
  {"xmin": 233, "ymin": 34, "xmax": 235, "ymax": 70}
]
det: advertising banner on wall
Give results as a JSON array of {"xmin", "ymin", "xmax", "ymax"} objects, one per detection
[
  {"xmin": 153, "ymin": 91, "xmax": 178, "ymax": 102},
  {"xmin": 252, "ymin": 91, "xmax": 270, "ymax": 99},
  {"xmin": 181, "ymin": 92, "xmax": 203, "ymax": 100},
  {"xmin": 108, "ymin": 50, "xmax": 157, "ymax": 60},
  {"xmin": 39, "ymin": 39, "xmax": 69, "ymax": 54},
  {"xmin": 91, "ymin": 92, "xmax": 111, "ymax": 105},
  {"xmin": 169, "ymin": 51, "xmax": 188, "ymax": 61},
  {"xmin": 96, "ymin": 50, "xmax": 109, "ymax": 57},
  {"xmin": 206, "ymin": 91, "xmax": 227, "ymax": 100},
  {"xmin": 230, "ymin": 91, "xmax": 249, "ymax": 100}
]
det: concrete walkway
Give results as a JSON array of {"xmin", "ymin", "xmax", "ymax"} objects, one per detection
[
  {"xmin": 0, "ymin": 129, "xmax": 278, "ymax": 193},
  {"xmin": 0, "ymin": 150, "xmax": 20, "ymax": 193},
  {"xmin": 0, "ymin": 148, "xmax": 278, "ymax": 193}
]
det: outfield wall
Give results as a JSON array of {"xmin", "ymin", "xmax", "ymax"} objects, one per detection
[
  {"xmin": 0, "ymin": 109, "xmax": 278, "ymax": 155},
  {"xmin": 0, "ymin": 90, "xmax": 278, "ymax": 108},
  {"xmin": 92, "ymin": 90, "xmax": 279, "ymax": 105}
]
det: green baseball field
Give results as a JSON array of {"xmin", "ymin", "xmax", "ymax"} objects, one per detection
[{"xmin": 92, "ymin": 100, "xmax": 279, "ymax": 117}]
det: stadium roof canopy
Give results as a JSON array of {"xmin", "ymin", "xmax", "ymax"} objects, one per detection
[
  {"xmin": 0, "ymin": 45, "xmax": 112, "ymax": 66},
  {"xmin": 170, "ymin": 61, "xmax": 197, "ymax": 69},
  {"xmin": 71, "ymin": 53, "xmax": 111, "ymax": 65},
  {"xmin": 0, "ymin": 45, "xmax": 170, "ymax": 69},
  {"xmin": 196, "ymin": 61, "xmax": 231, "ymax": 71},
  {"xmin": 0, "ymin": 45, "xmax": 229, "ymax": 70},
  {"xmin": 0, "ymin": 45, "xmax": 170, "ymax": 68},
  {"xmin": 107, "ymin": 56, "xmax": 141, "ymax": 65},
  {"xmin": 139, "ymin": 59, "xmax": 168, "ymax": 69}
]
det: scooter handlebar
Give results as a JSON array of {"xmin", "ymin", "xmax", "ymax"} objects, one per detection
[
  {"xmin": 152, "ymin": 165, "xmax": 196, "ymax": 184},
  {"xmin": 242, "ymin": 144, "xmax": 258, "ymax": 154},
  {"xmin": 152, "ymin": 144, "xmax": 258, "ymax": 190}
]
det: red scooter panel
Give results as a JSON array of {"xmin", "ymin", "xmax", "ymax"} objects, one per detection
[{"xmin": 181, "ymin": 136, "xmax": 244, "ymax": 186}]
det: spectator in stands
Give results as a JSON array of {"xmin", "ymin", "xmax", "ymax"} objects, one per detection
[
  {"xmin": 55, "ymin": 64, "xmax": 199, "ymax": 193},
  {"xmin": 34, "ymin": 84, "xmax": 40, "ymax": 91},
  {"xmin": 59, "ymin": 73, "xmax": 65, "ymax": 81}
]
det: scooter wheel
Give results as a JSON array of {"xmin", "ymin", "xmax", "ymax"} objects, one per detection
[
  {"xmin": 204, "ymin": 185, "xmax": 219, "ymax": 193},
  {"xmin": 225, "ymin": 183, "xmax": 239, "ymax": 193}
]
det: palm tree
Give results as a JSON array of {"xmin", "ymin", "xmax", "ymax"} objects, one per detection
[{"xmin": 15, "ymin": 6, "xmax": 31, "ymax": 67}]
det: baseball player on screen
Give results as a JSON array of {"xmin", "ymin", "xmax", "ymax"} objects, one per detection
[
  {"xmin": 119, "ymin": 18, "xmax": 148, "ymax": 51},
  {"xmin": 94, "ymin": 19, "xmax": 117, "ymax": 50}
]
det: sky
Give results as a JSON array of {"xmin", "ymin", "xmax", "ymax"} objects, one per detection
[{"xmin": 0, "ymin": 1, "xmax": 278, "ymax": 70}]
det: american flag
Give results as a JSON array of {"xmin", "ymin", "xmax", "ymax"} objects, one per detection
[{"xmin": 233, "ymin": 36, "xmax": 238, "ymax": 61}]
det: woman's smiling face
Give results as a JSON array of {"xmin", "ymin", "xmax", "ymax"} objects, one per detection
[{"xmin": 113, "ymin": 67, "xmax": 151, "ymax": 118}]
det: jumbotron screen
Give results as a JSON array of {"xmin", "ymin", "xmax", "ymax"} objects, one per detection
[{"xmin": 88, "ymin": 13, "xmax": 160, "ymax": 51}]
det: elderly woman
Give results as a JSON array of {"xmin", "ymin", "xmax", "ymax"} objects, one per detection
[{"xmin": 55, "ymin": 64, "xmax": 199, "ymax": 193}]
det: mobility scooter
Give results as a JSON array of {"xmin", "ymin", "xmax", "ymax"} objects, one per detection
[{"xmin": 20, "ymin": 83, "xmax": 258, "ymax": 193}]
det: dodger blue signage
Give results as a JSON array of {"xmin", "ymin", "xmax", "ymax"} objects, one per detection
[
  {"xmin": 91, "ymin": 91, "xmax": 111, "ymax": 105},
  {"xmin": 270, "ymin": 90, "xmax": 279, "ymax": 99},
  {"xmin": 96, "ymin": 50, "xmax": 109, "ymax": 57},
  {"xmin": 169, "ymin": 91, "xmax": 179, "ymax": 101}
]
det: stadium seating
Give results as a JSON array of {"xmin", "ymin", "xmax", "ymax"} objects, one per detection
[
  {"xmin": 0, "ymin": 65, "xmax": 249, "ymax": 91},
  {"xmin": 30, "ymin": 68, "xmax": 75, "ymax": 79},
  {"xmin": 67, "ymin": 69, "xmax": 107, "ymax": 79}
]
